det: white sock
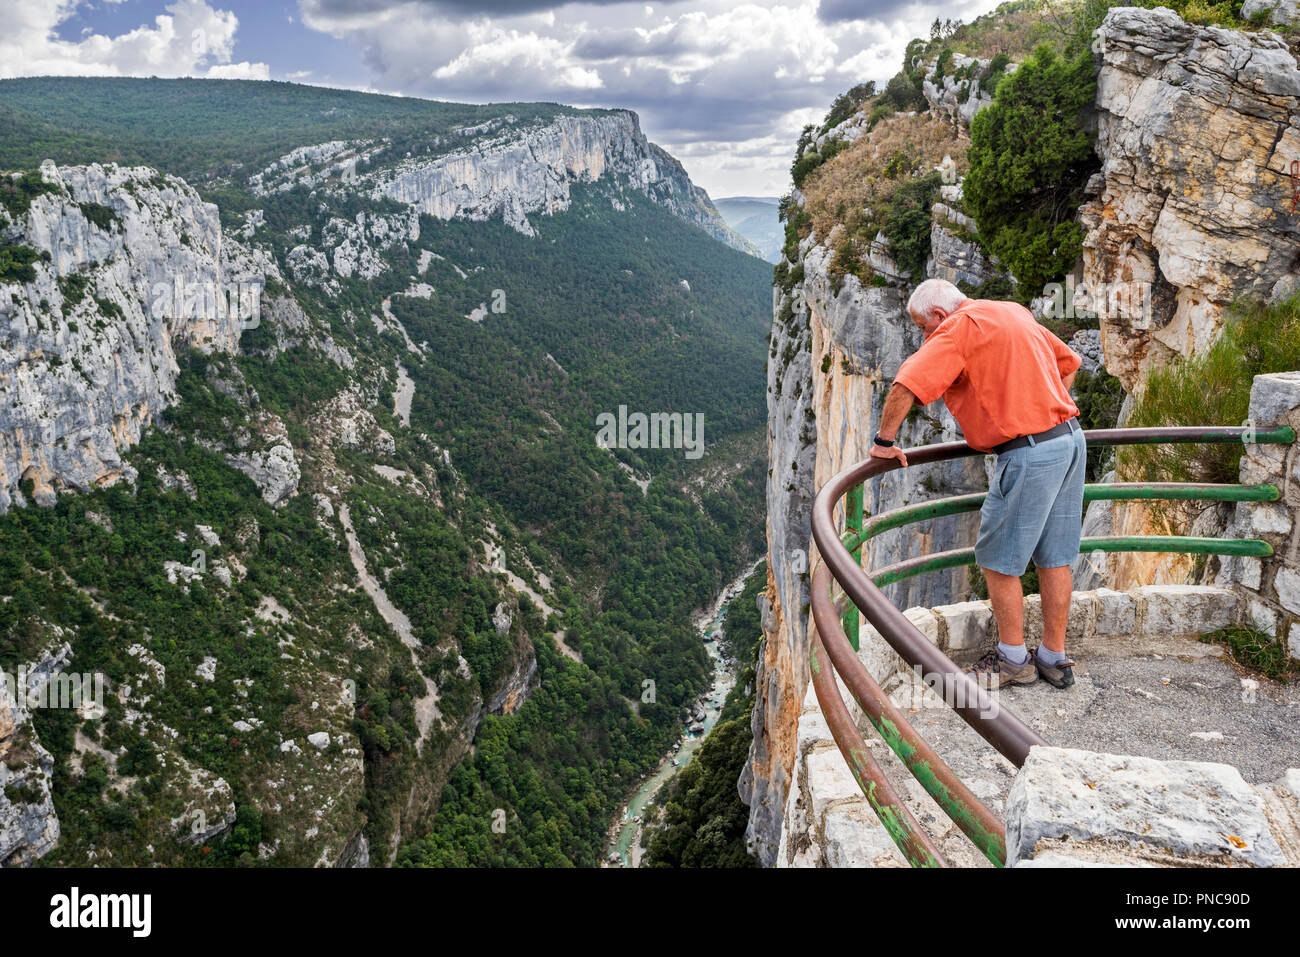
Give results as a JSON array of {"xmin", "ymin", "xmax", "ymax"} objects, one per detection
[
  {"xmin": 997, "ymin": 641, "xmax": 1027, "ymax": 665},
  {"xmin": 1037, "ymin": 645, "xmax": 1068, "ymax": 667}
]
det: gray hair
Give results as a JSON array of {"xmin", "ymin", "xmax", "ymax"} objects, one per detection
[{"xmin": 907, "ymin": 278, "xmax": 966, "ymax": 319}]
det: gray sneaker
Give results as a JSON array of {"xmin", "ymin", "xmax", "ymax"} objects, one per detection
[
  {"xmin": 1032, "ymin": 648, "xmax": 1076, "ymax": 688},
  {"xmin": 964, "ymin": 647, "xmax": 1037, "ymax": 689}
]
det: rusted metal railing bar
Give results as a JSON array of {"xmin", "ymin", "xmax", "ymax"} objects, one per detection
[
  {"xmin": 809, "ymin": 630, "xmax": 949, "ymax": 868},
  {"xmin": 812, "ymin": 425, "xmax": 1294, "ymax": 766},
  {"xmin": 812, "ymin": 441, "xmax": 1047, "ymax": 766},
  {"xmin": 811, "ymin": 425, "xmax": 1296, "ymax": 867},
  {"xmin": 812, "ymin": 563, "xmax": 1006, "ymax": 865}
]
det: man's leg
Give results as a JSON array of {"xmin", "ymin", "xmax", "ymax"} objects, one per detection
[
  {"xmin": 1028, "ymin": 425, "xmax": 1086, "ymax": 688},
  {"xmin": 982, "ymin": 567, "xmax": 1024, "ymax": 648},
  {"xmin": 1037, "ymin": 563, "xmax": 1071, "ymax": 655}
]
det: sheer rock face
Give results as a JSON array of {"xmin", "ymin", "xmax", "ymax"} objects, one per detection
[
  {"xmin": 1081, "ymin": 6, "xmax": 1300, "ymax": 392},
  {"xmin": 0, "ymin": 162, "xmax": 268, "ymax": 512},
  {"xmin": 0, "ymin": 642, "xmax": 70, "ymax": 867},
  {"xmin": 369, "ymin": 111, "xmax": 759, "ymax": 256},
  {"xmin": 743, "ymin": 194, "xmax": 1003, "ymax": 864}
]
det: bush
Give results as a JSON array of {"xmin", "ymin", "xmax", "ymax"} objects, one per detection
[
  {"xmin": 821, "ymin": 81, "xmax": 877, "ymax": 133},
  {"xmin": 0, "ymin": 241, "xmax": 41, "ymax": 283},
  {"xmin": 883, "ymin": 72, "xmax": 927, "ymax": 112},
  {"xmin": 1072, "ymin": 367, "xmax": 1124, "ymax": 480},
  {"xmin": 879, "ymin": 171, "xmax": 942, "ymax": 278},
  {"xmin": 78, "ymin": 201, "xmax": 120, "ymax": 232},
  {"xmin": 1200, "ymin": 625, "xmax": 1296, "ymax": 681},
  {"xmin": 1120, "ymin": 294, "xmax": 1300, "ymax": 485},
  {"xmin": 931, "ymin": 47, "xmax": 954, "ymax": 82},
  {"xmin": 867, "ymin": 102, "xmax": 896, "ymax": 131},
  {"xmin": 964, "ymin": 45, "xmax": 1099, "ymax": 299},
  {"xmin": 0, "ymin": 170, "xmax": 58, "ymax": 218},
  {"xmin": 979, "ymin": 53, "xmax": 1012, "ymax": 95}
]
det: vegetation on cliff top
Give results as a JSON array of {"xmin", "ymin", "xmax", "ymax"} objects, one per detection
[
  {"xmin": 1120, "ymin": 294, "xmax": 1300, "ymax": 486},
  {"xmin": 965, "ymin": 44, "xmax": 1099, "ymax": 299}
]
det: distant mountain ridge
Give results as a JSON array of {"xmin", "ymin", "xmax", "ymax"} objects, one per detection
[
  {"xmin": 0, "ymin": 76, "xmax": 760, "ymax": 257},
  {"xmin": 714, "ymin": 196, "xmax": 782, "ymax": 263}
]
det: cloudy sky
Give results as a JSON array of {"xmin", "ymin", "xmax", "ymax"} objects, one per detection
[{"xmin": 2, "ymin": 0, "xmax": 1004, "ymax": 196}]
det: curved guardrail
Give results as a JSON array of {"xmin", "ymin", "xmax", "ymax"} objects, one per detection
[{"xmin": 808, "ymin": 425, "xmax": 1295, "ymax": 867}]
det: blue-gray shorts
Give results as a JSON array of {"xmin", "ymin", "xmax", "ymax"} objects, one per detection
[{"xmin": 975, "ymin": 419, "xmax": 1086, "ymax": 576}]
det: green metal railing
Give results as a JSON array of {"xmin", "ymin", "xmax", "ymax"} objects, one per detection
[{"xmin": 808, "ymin": 425, "xmax": 1295, "ymax": 867}]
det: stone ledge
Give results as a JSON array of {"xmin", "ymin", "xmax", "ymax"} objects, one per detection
[
  {"xmin": 1007, "ymin": 746, "xmax": 1291, "ymax": 867},
  {"xmin": 895, "ymin": 584, "xmax": 1242, "ymax": 666}
]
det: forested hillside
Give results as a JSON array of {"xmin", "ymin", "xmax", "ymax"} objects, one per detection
[{"xmin": 0, "ymin": 77, "xmax": 768, "ymax": 867}]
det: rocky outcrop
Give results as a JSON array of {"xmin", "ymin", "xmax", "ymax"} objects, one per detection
[
  {"xmin": 1081, "ymin": 6, "xmax": 1300, "ymax": 391},
  {"xmin": 928, "ymin": 199, "xmax": 995, "ymax": 288},
  {"xmin": 0, "ymin": 162, "xmax": 268, "ymax": 511},
  {"xmin": 485, "ymin": 650, "xmax": 537, "ymax": 717},
  {"xmin": 286, "ymin": 208, "xmax": 421, "ymax": 293},
  {"xmin": 1241, "ymin": 0, "xmax": 1300, "ymax": 25},
  {"xmin": 921, "ymin": 53, "xmax": 1015, "ymax": 128},
  {"xmin": 0, "ymin": 642, "xmax": 71, "ymax": 866},
  {"xmin": 367, "ymin": 111, "xmax": 759, "ymax": 256}
]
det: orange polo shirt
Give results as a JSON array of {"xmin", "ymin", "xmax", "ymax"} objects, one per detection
[{"xmin": 893, "ymin": 298, "xmax": 1081, "ymax": 453}]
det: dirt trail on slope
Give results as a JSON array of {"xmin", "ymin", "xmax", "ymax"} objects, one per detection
[{"xmin": 338, "ymin": 502, "xmax": 440, "ymax": 750}]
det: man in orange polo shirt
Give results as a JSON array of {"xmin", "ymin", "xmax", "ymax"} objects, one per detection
[{"xmin": 870, "ymin": 278, "xmax": 1085, "ymax": 690}]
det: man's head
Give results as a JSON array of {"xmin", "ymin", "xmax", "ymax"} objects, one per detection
[{"xmin": 907, "ymin": 279, "xmax": 967, "ymax": 338}]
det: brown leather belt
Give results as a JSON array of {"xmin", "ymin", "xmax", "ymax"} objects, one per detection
[{"xmin": 992, "ymin": 417, "xmax": 1080, "ymax": 455}]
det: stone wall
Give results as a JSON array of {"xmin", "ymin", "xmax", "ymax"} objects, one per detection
[{"xmin": 1217, "ymin": 372, "xmax": 1300, "ymax": 661}]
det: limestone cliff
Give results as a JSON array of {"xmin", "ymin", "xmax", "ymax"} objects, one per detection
[
  {"xmin": 1082, "ymin": 6, "xmax": 1300, "ymax": 392},
  {"xmin": 0, "ymin": 641, "xmax": 68, "ymax": 866},
  {"xmin": 0, "ymin": 161, "xmax": 269, "ymax": 512},
  {"xmin": 253, "ymin": 111, "xmax": 760, "ymax": 257}
]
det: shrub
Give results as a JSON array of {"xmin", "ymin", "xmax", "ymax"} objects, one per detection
[
  {"xmin": 1072, "ymin": 367, "xmax": 1124, "ymax": 480},
  {"xmin": 78, "ymin": 201, "xmax": 120, "ymax": 232},
  {"xmin": 883, "ymin": 72, "xmax": 927, "ymax": 112},
  {"xmin": 879, "ymin": 171, "xmax": 942, "ymax": 278},
  {"xmin": 931, "ymin": 47, "xmax": 954, "ymax": 82},
  {"xmin": 1200, "ymin": 625, "xmax": 1296, "ymax": 681},
  {"xmin": 821, "ymin": 81, "xmax": 877, "ymax": 133},
  {"xmin": 1120, "ymin": 294, "xmax": 1300, "ymax": 485},
  {"xmin": 979, "ymin": 52, "xmax": 1012, "ymax": 95},
  {"xmin": 58, "ymin": 272, "xmax": 92, "ymax": 306},
  {"xmin": 0, "ymin": 170, "xmax": 58, "ymax": 218},
  {"xmin": 0, "ymin": 241, "xmax": 41, "ymax": 283},
  {"xmin": 965, "ymin": 44, "xmax": 1099, "ymax": 299},
  {"xmin": 867, "ymin": 102, "xmax": 896, "ymax": 131}
]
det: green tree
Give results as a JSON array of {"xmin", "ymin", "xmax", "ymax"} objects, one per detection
[{"xmin": 964, "ymin": 44, "xmax": 1100, "ymax": 299}]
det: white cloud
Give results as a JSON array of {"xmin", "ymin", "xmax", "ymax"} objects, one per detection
[
  {"xmin": 294, "ymin": 0, "xmax": 1013, "ymax": 195},
  {"xmin": 432, "ymin": 26, "xmax": 603, "ymax": 90},
  {"xmin": 0, "ymin": 0, "xmax": 269, "ymax": 80}
]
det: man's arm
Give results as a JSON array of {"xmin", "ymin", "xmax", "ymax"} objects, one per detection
[
  {"xmin": 1062, "ymin": 370, "xmax": 1076, "ymax": 393},
  {"xmin": 870, "ymin": 382, "xmax": 916, "ymax": 467}
]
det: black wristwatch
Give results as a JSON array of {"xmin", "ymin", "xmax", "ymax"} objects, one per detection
[{"xmin": 873, "ymin": 434, "xmax": 894, "ymax": 448}]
